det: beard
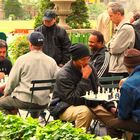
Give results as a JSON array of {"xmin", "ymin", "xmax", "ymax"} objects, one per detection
[
  {"xmin": 90, "ymin": 46, "xmax": 98, "ymax": 52},
  {"xmin": 0, "ymin": 56, "xmax": 5, "ymax": 62}
]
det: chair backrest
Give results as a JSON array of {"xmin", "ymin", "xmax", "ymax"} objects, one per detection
[
  {"xmin": 30, "ymin": 79, "xmax": 56, "ymax": 103},
  {"xmin": 19, "ymin": 79, "xmax": 56, "ymax": 119},
  {"xmin": 99, "ymin": 76, "xmax": 124, "ymax": 89},
  {"xmin": 30, "ymin": 79, "xmax": 56, "ymax": 92}
]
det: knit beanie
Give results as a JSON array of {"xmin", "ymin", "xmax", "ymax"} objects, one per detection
[
  {"xmin": 124, "ymin": 48, "xmax": 140, "ymax": 68},
  {"xmin": 69, "ymin": 43, "xmax": 90, "ymax": 61}
]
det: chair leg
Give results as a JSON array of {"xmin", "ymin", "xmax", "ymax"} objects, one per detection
[
  {"xmin": 39, "ymin": 111, "xmax": 51, "ymax": 125},
  {"xmin": 26, "ymin": 111, "xmax": 30, "ymax": 118},
  {"xmin": 89, "ymin": 120, "xmax": 99, "ymax": 134},
  {"xmin": 45, "ymin": 113, "xmax": 51, "ymax": 125},
  {"xmin": 17, "ymin": 110, "xmax": 21, "ymax": 117}
]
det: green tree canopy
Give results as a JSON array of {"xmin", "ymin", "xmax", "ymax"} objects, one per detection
[
  {"xmin": 4, "ymin": 0, "xmax": 24, "ymax": 19},
  {"xmin": 67, "ymin": 0, "xmax": 90, "ymax": 29},
  {"xmin": 34, "ymin": 0, "xmax": 90, "ymax": 29}
]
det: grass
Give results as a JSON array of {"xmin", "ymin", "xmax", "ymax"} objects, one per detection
[
  {"xmin": 0, "ymin": 20, "xmax": 35, "ymax": 34},
  {"xmin": 0, "ymin": 19, "xmax": 97, "ymax": 35}
]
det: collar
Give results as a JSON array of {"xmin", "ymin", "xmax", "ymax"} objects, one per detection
[
  {"xmin": 129, "ymin": 65, "xmax": 140, "ymax": 77},
  {"xmin": 44, "ymin": 23, "xmax": 56, "ymax": 30},
  {"xmin": 91, "ymin": 46, "xmax": 107, "ymax": 57},
  {"xmin": 115, "ymin": 19, "xmax": 128, "ymax": 31}
]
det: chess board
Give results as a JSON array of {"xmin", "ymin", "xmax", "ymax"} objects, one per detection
[{"xmin": 81, "ymin": 87, "xmax": 120, "ymax": 102}]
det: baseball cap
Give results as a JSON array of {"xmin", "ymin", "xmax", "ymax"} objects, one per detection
[
  {"xmin": 43, "ymin": 10, "xmax": 56, "ymax": 21},
  {"xmin": 28, "ymin": 32, "xmax": 44, "ymax": 46}
]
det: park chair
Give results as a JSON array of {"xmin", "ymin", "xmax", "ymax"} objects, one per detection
[
  {"xmin": 89, "ymin": 76, "xmax": 124, "ymax": 135},
  {"xmin": 99, "ymin": 76, "xmax": 124, "ymax": 89},
  {"xmin": 18, "ymin": 79, "xmax": 56, "ymax": 124},
  {"xmin": 0, "ymin": 32, "xmax": 7, "ymax": 41}
]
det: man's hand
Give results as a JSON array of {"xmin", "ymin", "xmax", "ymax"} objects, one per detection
[
  {"xmin": 58, "ymin": 64, "xmax": 64, "ymax": 68},
  {"xmin": 81, "ymin": 65, "xmax": 92, "ymax": 79},
  {"xmin": 0, "ymin": 72, "xmax": 5, "ymax": 80},
  {"xmin": 110, "ymin": 107, "xmax": 118, "ymax": 115}
]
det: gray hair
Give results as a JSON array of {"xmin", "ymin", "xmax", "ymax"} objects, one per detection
[{"xmin": 108, "ymin": 2, "xmax": 124, "ymax": 16}]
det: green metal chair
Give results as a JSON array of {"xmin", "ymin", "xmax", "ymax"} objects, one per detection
[{"xmin": 0, "ymin": 32, "xmax": 7, "ymax": 41}]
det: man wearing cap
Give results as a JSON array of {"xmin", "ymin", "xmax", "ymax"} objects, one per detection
[
  {"xmin": 35, "ymin": 10, "xmax": 71, "ymax": 67},
  {"xmin": 106, "ymin": 48, "xmax": 140, "ymax": 133},
  {"xmin": 0, "ymin": 31, "xmax": 58, "ymax": 116},
  {"xmin": 49, "ymin": 43, "xmax": 122, "ymax": 137}
]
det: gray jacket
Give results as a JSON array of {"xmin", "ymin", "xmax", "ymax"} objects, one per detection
[
  {"xmin": 4, "ymin": 51, "xmax": 58, "ymax": 105},
  {"xmin": 108, "ymin": 19, "xmax": 135, "ymax": 73}
]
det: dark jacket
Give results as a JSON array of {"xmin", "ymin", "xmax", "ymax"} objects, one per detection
[
  {"xmin": 133, "ymin": 19, "xmax": 140, "ymax": 31},
  {"xmin": 0, "ymin": 58, "xmax": 12, "ymax": 75},
  {"xmin": 35, "ymin": 24, "xmax": 71, "ymax": 65},
  {"xmin": 119, "ymin": 65, "xmax": 140, "ymax": 122},
  {"xmin": 90, "ymin": 47, "xmax": 110, "ymax": 78},
  {"xmin": 49, "ymin": 61, "xmax": 115, "ymax": 118}
]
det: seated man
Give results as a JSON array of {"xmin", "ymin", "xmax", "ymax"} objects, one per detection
[
  {"xmin": 0, "ymin": 31, "xmax": 58, "ymax": 117},
  {"xmin": 0, "ymin": 40, "xmax": 12, "ymax": 96},
  {"xmin": 106, "ymin": 48, "xmax": 140, "ymax": 133},
  {"xmin": 49, "ymin": 43, "xmax": 121, "ymax": 138},
  {"xmin": 88, "ymin": 30, "xmax": 110, "ymax": 78}
]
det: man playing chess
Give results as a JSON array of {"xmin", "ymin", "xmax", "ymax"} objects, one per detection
[
  {"xmin": 0, "ymin": 32, "xmax": 58, "ymax": 117},
  {"xmin": 106, "ymin": 48, "xmax": 140, "ymax": 133},
  {"xmin": 49, "ymin": 43, "xmax": 122, "ymax": 138},
  {"xmin": 0, "ymin": 40, "xmax": 12, "ymax": 96}
]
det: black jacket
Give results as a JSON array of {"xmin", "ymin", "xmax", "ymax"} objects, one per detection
[
  {"xmin": 35, "ymin": 24, "xmax": 71, "ymax": 65},
  {"xmin": 49, "ymin": 61, "xmax": 115, "ymax": 118},
  {"xmin": 0, "ymin": 58, "xmax": 12, "ymax": 75},
  {"xmin": 49, "ymin": 61, "xmax": 99, "ymax": 118},
  {"xmin": 90, "ymin": 47, "xmax": 110, "ymax": 78}
]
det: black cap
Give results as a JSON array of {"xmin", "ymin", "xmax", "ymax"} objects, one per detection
[
  {"xmin": 69, "ymin": 43, "xmax": 90, "ymax": 61},
  {"xmin": 28, "ymin": 32, "xmax": 44, "ymax": 46},
  {"xmin": 43, "ymin": 10, "xmax": 56, "ymax": 21}
]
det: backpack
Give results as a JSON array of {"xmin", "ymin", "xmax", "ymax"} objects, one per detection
[{"xmin": 122, "ymin": 23, "xmax": 140, "ymax": 50}]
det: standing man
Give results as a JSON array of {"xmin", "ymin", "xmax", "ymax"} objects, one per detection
[
  {"xmin": 88, "ymin": 30, "xmax": 110, "ymax": 78},
  {"xmin": 35, "ymin": 10, "xmax": 71, "ymax": 67},
  {"xmin": 107, "ymin": 2, "xmax": 135, "ymax": 77},
  {"xmin": 130, "ymin": 11, "xmax": 140, "ymax": 31},
  {"xmin": 0, "ymin": 40, "xmax": 12, "ymax": 96},
  {"xmin": 0, "ymin": 32, "xmax": 58, "ymax": 116},
  {"xmin": 97, "ymin": 11, "xmax": 114, "ymax": 44}
]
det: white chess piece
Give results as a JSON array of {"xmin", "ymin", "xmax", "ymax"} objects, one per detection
[
  {"xmin": 1, "ymin": 79, "xmax": 4, "ymax": 83},
  {"xmin": 98, "ymin": 86, "xmax": 101, "ymax": 94},
  {"xmin": 4, "ymin": 75, "xmax": 8, "ymax": 83},
  {"xmin": 86, "ymin": 91, "xmax": 89, "ymax": 96}
]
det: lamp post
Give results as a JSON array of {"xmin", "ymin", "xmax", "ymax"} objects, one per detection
[{"xmin": 50, "ymin": 0, "xmax": 76, "ymax": 29}]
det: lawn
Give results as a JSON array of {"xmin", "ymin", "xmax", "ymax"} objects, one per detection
[
  {"xmin": 0, "ymin": 20, "xmax": 35, "ymax": 34},
  {"xmin": 0, "ymin": 19, "xmax": 97, "ymax": 34}
]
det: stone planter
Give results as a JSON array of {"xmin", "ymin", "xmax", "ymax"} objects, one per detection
[{"xmin": 51, "ymin": 0, "xmax": 76, "ymax": 29}]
